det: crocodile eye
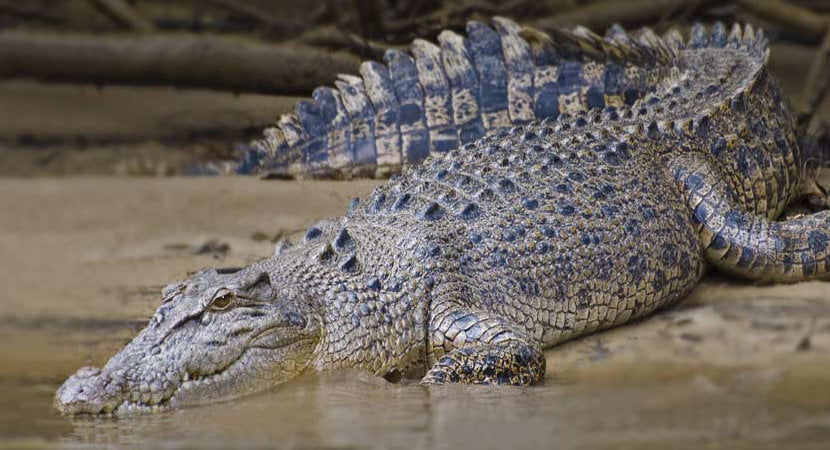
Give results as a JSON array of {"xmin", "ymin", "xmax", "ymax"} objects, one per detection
[{"xmin": 210, "ymin": 289, "xmax": 235, "ymax": 311}]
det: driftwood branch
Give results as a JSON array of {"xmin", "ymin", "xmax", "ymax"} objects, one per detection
[
  {"xmin": 740, "ymin": 0, "xmax": 830, "ymax": 43},
  {"xmin": 354, "ymin": 0, "xmax": 386, "ymax": 39},
  {"xmin": 0, "ymin": 31, "xmax": 361, "ymax": 96},
  {"xmin": 89, "ymin": 0, "xmax": 156, "ymax": 32},
  {"xmin": 205, "ymin": 0, "xmax": 285, "ymax": 27},
  {"xmin": 295, "ymin": 25, "xmax": 406, "ymax": 60},
  {"xmin": 530, "ymin": 0, "xmax": 719, "ymax": 32},
  {"xmin": 802, "ymin": 28, "xmax": 830, "ymax": 124},
  {"xmin": 204, "ymin": 0, "xmax": 311, "ymax": 36},
  {"xmin": 0, "ymin": 0, "xmax": 63, "ymax": 24}
]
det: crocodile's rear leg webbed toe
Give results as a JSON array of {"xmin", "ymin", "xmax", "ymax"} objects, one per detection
[
  {"xmin": 421, "ymin": 307, "xmax": 545, "ymax": 386},
  {"xmin": 673, "ymin": 154, "xmax": 830, "ymax": 282}
]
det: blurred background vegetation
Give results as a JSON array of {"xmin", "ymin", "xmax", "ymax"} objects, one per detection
[{"xmin": 0, "ymin": 0, "xmax": 827, "ymax": 176}]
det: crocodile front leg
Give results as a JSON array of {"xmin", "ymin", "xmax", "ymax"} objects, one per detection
[
  {"xmin": 673, "ymin": 154, "xmax": 830, "ymax": 282},
  {"xmin": 421, "ymin": 307, "xmax": 545, "ymax": 386}
]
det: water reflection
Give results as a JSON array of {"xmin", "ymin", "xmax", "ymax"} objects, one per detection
[{"xmin": 3, "ymin": 368, "xmax": 828, "ymax": 449}]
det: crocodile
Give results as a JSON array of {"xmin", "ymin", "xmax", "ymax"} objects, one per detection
[{"xmin": 55, "ymin": 18, "xmax": 830, "ymax": 416}]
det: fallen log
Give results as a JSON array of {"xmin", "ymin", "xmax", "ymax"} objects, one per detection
[{"xmin": 0, "ymin": 31, "xmax": 361, "ymax": 96}]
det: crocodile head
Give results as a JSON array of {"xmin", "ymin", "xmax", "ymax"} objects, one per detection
[{"xmin": 55, "ymin": 265, "xmax": 321, "ymax": 415}]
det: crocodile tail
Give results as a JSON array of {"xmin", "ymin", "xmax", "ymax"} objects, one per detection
[{"xmin": 239, "ymin": 17, "xmax": 683, "ymax": 179}]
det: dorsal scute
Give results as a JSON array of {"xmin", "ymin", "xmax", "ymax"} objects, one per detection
[
  {"xmin": 518, "ymin": 20, "xmax": 677, "ymax": 66},
  {"xmin": 674, "ymin": 22, "xmax": 768, "ymax": 60},
  {"xmin": 301, "ymin": 220, "xmax": 363, "ymax": 274}
]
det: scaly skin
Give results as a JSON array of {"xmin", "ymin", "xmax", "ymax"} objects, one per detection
[{"xmin": 56, "ymin": 20, "xmax": 829, "ymax": 416}]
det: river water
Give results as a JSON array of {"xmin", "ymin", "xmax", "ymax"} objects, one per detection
[{"xmin": 3, "ymin": 362, "xmax": 830, "ymax": 449}]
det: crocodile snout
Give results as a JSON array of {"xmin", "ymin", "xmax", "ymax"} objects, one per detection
[{"xmin": 55, "ymin": 366, "xmax": 125, "ymax": 415}]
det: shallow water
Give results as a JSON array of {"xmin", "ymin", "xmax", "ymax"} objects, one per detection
[
  {"xmin": 4, "ymin": 365, "xmax": 830, "ymax": 450},
  {"xmin": 4, "ymin": 301, "xmax": 830, "ymax": 450}
]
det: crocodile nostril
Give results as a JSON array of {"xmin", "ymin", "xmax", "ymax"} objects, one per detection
[{"xmin": 55, "ymin": 366, "xmax": 124, "ymax": 415}]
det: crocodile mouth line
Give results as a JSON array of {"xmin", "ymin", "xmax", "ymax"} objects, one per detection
[
  {"xmin": 106, "ymin": 329, "xmax": 312, "ymax": 416},
  {"xmin": 110, "ymin": 354, "xmax": 249, "ymax": 415}
]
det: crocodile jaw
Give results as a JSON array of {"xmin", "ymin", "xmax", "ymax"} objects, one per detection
[{"xmin": 54, "ymin": 333, "xmax": 319, "ymax": 416}]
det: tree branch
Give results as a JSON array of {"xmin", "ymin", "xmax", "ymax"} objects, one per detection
[
  {"xmin": 0, "ymin": 0, "xmax": 63, "ymax": 24},
  {"xmin": 801, "ymin": 28, "xmax": 830, "ymax": 124},
  {"xmin": 203, "ymin": 0, "xmax": 311, "ymax": 35},
  {"xmin": 530, "ymin": 0, "xmax": 720, "ymax": 32},
  {"xmin": 740, "ymin": 0, "xmax": 829, "ymax": 43},
  {"xmin": 89, "ymin": 0, "xmax": 156, "ymax": 32}
]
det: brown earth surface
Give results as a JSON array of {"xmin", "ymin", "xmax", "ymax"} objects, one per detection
[{"xmin": 0, "ymin": 176, "xmax": 828, "ymax": 448}]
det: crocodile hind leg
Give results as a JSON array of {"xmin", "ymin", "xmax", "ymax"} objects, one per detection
[
  {"xmin": 421, "ymin": 307, "xmax": 545, "ymax": 386},
  {"xmin": 673, "ymin": 154, "xmax": 830, "ymax": 282}
]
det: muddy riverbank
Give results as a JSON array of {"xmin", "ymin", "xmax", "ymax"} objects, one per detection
[{"xmin": 1, "ymin": 177, "xmax": 828, "ymax": 448}]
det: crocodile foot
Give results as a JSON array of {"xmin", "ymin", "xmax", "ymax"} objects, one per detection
[{"xmin": 420, "ymin": 341, "xmax": 545, "ymax": 386}]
